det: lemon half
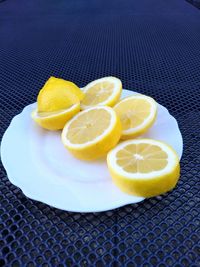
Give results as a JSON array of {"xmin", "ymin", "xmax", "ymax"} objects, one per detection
[
  {"xmin": 32, "ymin": 103, "xmax": 80, "ymax": 130},
  {"xmin": 62, "ymin": 106, "xmax": 122, "ymax": 160},
  {"xmin": 81, "ymin": 77, "xmax": 122, "ymax": 110},
  {"xmin": 32, "ymin": 77, "xmax": 84, "ymax": 130},
  {"xmin": 114, "ymin": 95, "xmax": 157, "ymax": 139},
  {"xmin": 37, "ymin": 76, "xmax": 84, "ymax": 112},
  {"xmin": 107, "ymin": 139, "xmax": 180, "ymax": 197}
]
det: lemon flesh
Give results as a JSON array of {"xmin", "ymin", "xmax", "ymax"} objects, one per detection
[
  {"xmin": 81, "ymin": 77, "xmax": 122, "ymax": 110},
  {"xmin": 114, "ymin": 95, "xmax": 157, "ymax": 139},
  {"xmin": 62, "ymin": 106, "xmax": 122, "ymax": 160},
  {"xmin": 107, "ymin": 139, "xmax": 180, "ymax": 197}
]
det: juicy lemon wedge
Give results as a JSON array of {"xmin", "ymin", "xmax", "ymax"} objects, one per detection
[
  {"xmin": 61, "ymin": 106, "xmax": 122, "ymax": 160},
  {"xmin": 114, "ymin": 95, "xmax": 157, "ymax": 139},
  {"xmin": 81, "ymin": 77, "xmax": 122, "ymax": 110},
  {"xmin": 107, "ymin": 139, "xmax": 180, "ymax": 197},
  {"xmin": 32, "ymin": 103, "xmax": 80, "ymax": 130},
  {"xmin": 37, "ymin": 76, "xmax": 84, "ymax": 112}
]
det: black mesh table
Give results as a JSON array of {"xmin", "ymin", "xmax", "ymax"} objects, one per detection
[{"xmin": 0, "ymin": 0, "xmax": 200, "ymax": 266}]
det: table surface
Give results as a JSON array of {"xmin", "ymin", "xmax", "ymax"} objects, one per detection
[{"xmin": 0, "ymin": 0, "xmax": 200, "ymax": 266}]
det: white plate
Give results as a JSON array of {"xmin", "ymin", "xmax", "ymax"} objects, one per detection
[{"xmin": 1, "ymin": 90, "xmax": 183, "ymax": 212}]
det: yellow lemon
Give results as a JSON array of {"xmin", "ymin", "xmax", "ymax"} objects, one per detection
[
  {"xmin": 32, "ymin": 77, "xmax": 84, "ymax": 130},
  {"xmin": 114, "ymin": 95, "xmax": 157, "ymax": 139},
  {"xmin": 81, "ymin": 77, "xmax": 122, "ymax": 110},
  {"xmin": 37, "ymin": 76, "xmax": 84, "ymax": 112},
  {"xmin": 31, "ymin": 103, "xmax": 80, "ymax": 130},
  {"xmin": 107, "ymin": 139, "xmax": 180, "ymax": 197},
  {"xmin": 61, "ymin": 106, "xmax": 122, "ymax": 160}
]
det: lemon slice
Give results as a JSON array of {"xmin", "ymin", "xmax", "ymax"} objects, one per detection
[
  {"xmin": 38, "ymin": 76, "xmax": 84, "ymax": 112},
  {"xmin": 107, "ymin": 139, "xmax": 180, "ymax": 197},
  {"xmin": 81, "ymin": 77, "xmax": 122, "ymax": 110},
  {"xmin": 32, "ymin": 103, "xmax": 80, "ymax": 130},
  {"xmin": 61, "ymin": 106, "xmax": 122, "ymax": 160},
  {"xmin": 114, "ymin": 95, "xmax": 157, "ymax": 139}
]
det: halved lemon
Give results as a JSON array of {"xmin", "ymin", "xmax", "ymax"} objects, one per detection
[
  {"xmin": 31, "ymin": 103, "xmax": 80, "ymax": 130},
  {"xmin": 38, "ymin": 76, "xmax": 84, "ymax": 112},
  {"xmin": 114, "ymin": 95, "xmax": 157, "ymax": 139},
  {"xmin": 61, "ymin": 106, "xmax": 122, "ymax": 160},
  {"xmin": 81, "ymin": 77, "xmax": 122, "ymax": 110},
  {"xmin": 107, "ymin": 139, "xmax": 180, "ymax": 197}
]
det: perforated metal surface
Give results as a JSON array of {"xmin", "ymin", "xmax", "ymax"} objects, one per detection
[
  {"xmin": 187, "ymin": 0, "xmax": 200, "ymax": 9},
  {"xmin": 0, "ymin": 0, "xmax": 200, "ymax": 266}
]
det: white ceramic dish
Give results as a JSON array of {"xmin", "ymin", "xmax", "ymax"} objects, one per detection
[{"xmin": 1, "ymin": 90, "xmax": 183, "ymax": 212}]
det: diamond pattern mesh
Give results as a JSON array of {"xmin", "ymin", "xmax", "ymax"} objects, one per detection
[
  {"xmin": 186, "ymin": 0, "xmax": 200, "ymax": 9},
  {"xmin": 0, "ymin": 0, "xmax": 200, "ymax": 266}
]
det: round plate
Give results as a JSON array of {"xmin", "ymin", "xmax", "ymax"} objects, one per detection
[{"xmin": 1, "ymin": 90, "xmax": 183, "ymax": 212}]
